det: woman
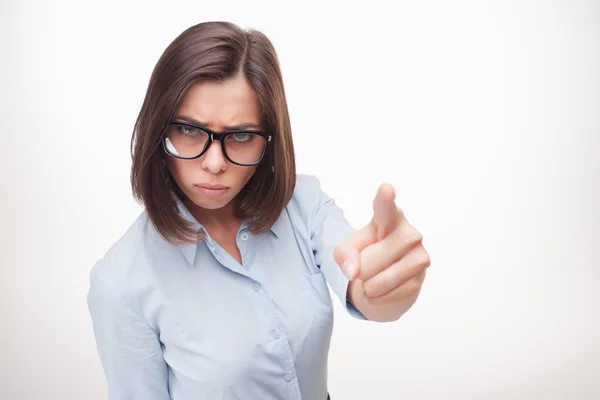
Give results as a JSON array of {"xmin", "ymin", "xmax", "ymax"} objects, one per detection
[{"xmin": 87, "ymin": 21, "xmax": 430, "ymax": 400}]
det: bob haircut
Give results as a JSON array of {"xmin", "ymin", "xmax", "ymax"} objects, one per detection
[{"xmin": 130, "ymin": 21, "xmax": 296, "ymax": 246}]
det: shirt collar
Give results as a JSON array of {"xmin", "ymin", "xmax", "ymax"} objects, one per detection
[
  {"xmin": 173, "ymin": 196, "xmax": 202, "ymax": 267},
  {"xmin": 269, "ymin": 209, "xmax": 285, "ymax": 239},
  {"xmin": 173, "ymin": 195, "xmax": 282, "ymax": 266}
]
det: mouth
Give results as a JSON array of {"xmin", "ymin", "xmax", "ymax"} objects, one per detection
[
  {"xmin": 195, "ymin": 184, "xmax": 229, "ymax": 190},
  {"xmin": 194, "ymin": 184, "xmax": 230, "ymax": 197}
]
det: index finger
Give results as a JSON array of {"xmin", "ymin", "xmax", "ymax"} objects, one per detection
[{"xmin": 371, "ymin": 183, "xmax": 401, "ymax": 241}]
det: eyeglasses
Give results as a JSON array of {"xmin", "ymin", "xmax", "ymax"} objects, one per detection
[{"xmin": 162, "ymin": 121, "xmax": 272, "ymax": 166}]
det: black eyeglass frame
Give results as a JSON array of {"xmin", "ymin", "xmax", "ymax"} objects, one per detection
[{"xmin": 162, "ymin": 121, "xmax": 272, "ymax": 166}]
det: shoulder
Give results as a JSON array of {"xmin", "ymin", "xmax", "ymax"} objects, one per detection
[
  {"xmin": 293, "ymin": 173, "xmax": 322, "ymax": 196},
  {"xmin": 288, "ymin": 174, "xmax": 324, "ymax": 216},
  {"xmin": 88, "ymin": 211, "xmax": 155, "ymax": 300},
  {"xmin": 283, "ymin": 173, "xmax": 338, "ymax": 233}
]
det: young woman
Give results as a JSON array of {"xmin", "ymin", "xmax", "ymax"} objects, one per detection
[{"xmin": 87, "ymin": 21, "xmax": 430, "ymax": 400}]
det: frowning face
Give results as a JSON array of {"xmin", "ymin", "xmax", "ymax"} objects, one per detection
[{"xmin": 165, "ymin": 74, "xmax": 264, "ymax": 215}]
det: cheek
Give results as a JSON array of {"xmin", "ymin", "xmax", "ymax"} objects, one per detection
[
  {"xmin": 236, "ymin": 165, "xmax": 258, "ymax": 186},
  {"xmin": 167, "ymin": 158, "xmax": 193, "ymax": 185}
]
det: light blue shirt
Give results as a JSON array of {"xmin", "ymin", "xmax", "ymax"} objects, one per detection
[{"xmin": 87, "ymin": 174, "xmax": 367, "ymax": 400}]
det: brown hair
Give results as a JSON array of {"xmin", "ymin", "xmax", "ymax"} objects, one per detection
[{"xmin": 130, "ymin": 21, "xmax": 296, "ymax": 246}]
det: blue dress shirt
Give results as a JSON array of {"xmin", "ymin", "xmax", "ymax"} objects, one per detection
[{"xmin": 87, "ymin": 174, "xmax": 367, "ymax": 400}]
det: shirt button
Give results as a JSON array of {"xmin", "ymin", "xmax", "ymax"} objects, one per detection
[
  {"xmin": 252, "ymin": 282, "xmax": 261, "ymax": 292},
  {"xmin": 240, "ymin": 232, "xmax": 249, "ymax": 241},
  {"xmin": 271, "ymin": 329, "xmax": 280, "ymax": 339},
  {"xmin": 283, "ymin": 372, "xmax": 293, "ymax": 382}
]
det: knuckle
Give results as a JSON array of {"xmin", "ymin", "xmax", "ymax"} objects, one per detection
[
  {"xmin": 362, "ymin": 281, "xmax": 376, "ymax": 297},
  {"xmin": 411, "ymin": 230, "xmax": 423, "ymax": 244},
  {"xmin": 397, "ymin": 209, "xmax": 405, "ymax": 220},
  {"xmin": 414, "ymin": 250, "xmax": 430, "ymax": 270},
  {"xmin": 401, "ymin": 224, "xmax": 423, "ymax": 246},
  {"xmin": 363, "ymin": 276, "xmax": 386, "ymax": 298},
  {"xmin": 383, "ymin": 273, "xmax": 396, "ymax": 292},
  {"xmin": 405, "ymin": 278, "xmax": 422, "ymax": 297},
  {"xmin": 421, "ymin": 253, "xmax": 431, "ymax": 268}
]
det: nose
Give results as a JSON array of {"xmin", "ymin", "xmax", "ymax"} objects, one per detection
[{"xmin": 201, "ymin": 140, "xmax": 227, "ymax": 173}]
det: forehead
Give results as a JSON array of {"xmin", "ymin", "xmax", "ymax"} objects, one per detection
[{"xmin": 175, "ymin": 75, "xmax": 261, "ymax": 128}]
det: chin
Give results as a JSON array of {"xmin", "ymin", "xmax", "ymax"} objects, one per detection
[
  {"xmin": 190, "ymin": 197, "xmax": 230, "ymax": 210},
  {"xmin": 185, "ymin": 188, "xmax": 238, "ymax": 210}
]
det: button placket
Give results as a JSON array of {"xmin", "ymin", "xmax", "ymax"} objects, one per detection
[
  {"xmin": 283, "ymin": 372, "xmax": 293, "ymax": 382},
  {"xmin": 236, "ymin": 230, "xmax": 252, "ymax": 268}
]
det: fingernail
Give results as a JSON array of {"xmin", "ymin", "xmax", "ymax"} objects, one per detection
[{"xmin": 341, "ymin": 261, "xmax": 355, "ymax": 281}]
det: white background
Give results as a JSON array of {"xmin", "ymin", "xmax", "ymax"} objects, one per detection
[{"xmin": 1, "ymin": 0, "xmax": 599, "ymax": 399}]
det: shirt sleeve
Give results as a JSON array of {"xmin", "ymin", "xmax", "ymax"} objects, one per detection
[
  {"xmin": 87, "ymin": 266, "xmax": 170, "ymax": 400},
  {"xmin": 309, "ymin": 178, "xmax": 368, "ymax": 320}
]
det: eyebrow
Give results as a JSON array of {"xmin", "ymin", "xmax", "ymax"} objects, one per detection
[{"xmin": 173, "ymin": 115, "xmax": 261, "ymax": 131}]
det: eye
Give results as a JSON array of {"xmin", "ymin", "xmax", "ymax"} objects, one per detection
[
  {"xmin": 231, "ymin": 132, "xmax": 252, "ymax": 142},
  {"xmin": 178, "ymin": 124, "xmax": 198, "ymax": 136}
]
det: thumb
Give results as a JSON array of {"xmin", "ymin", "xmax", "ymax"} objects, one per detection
[{"xmin": 333, "ymin": 226, "xmax": 374, "ymax": 281}]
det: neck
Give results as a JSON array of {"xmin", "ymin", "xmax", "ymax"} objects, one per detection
[{"xmin": 185, "ymin": 198, "xmax": 242, "ymax": 234}]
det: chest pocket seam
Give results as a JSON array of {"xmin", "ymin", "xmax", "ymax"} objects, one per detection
[
  {"xmin": 284, "ymin": 207, "xmax": 321, "ymax": 275},
  {"xmin": 302, "ymin": 272, "xmax": 334, "ymax": 328}
]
